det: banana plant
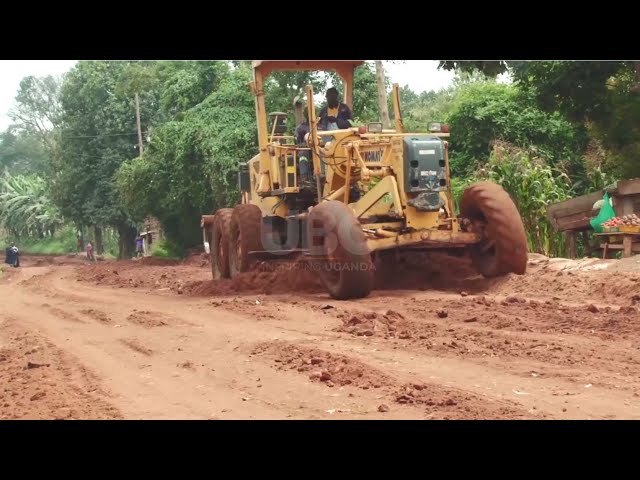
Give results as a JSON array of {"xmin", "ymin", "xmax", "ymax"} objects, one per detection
[{"xmin": 0, "ymin": 172, "xmax": 63, "ymax": 238}]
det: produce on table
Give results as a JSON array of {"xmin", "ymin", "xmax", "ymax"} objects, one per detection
[{"xmin": 602, "ymin": 214, "xmax": 640, "ymax": 227}]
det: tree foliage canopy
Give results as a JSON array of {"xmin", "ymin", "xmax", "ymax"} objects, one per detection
[{"xmin": 445, "ymin": 82, "xmax": 587, "ymax": 178}]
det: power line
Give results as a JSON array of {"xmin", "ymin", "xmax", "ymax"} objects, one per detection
[{"xmin": 61, "ymin": 132, "xmax": 139, "ymax": 139}]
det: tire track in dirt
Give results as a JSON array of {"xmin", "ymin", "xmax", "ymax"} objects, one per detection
[
  {"xmin": 307, "ymin": 298, "xmax": 640, "ymax": 395},
  {"xmin": 80, "ymin": 309, "xmax": 113, "ymax": 325},
  {"xmin": 253, "ymin": 341, "xmax": 536, "ymax": 419},
  {"xmin": 4, "ymin": 267, "xmax": 432, "ymax": 419},
  {"xmin": 119, "ymin": 338, "xmax": 154, "ymax": 356},
  {"xmin": 0, "ymin": 315, "xmax": 122, "ymax": 420},
  {"xmin": 206, "ymin": 291, "xmax": 639, "ymax": 418},
  {"xmin": 208, "ymin": 297, "xmax": 289, "ymax": 321},
  {"xmin": 20, "ymin": 269, "xmax": 91, "ymax": 304},
  {"xmin": 126, "ymin": 310, "xmax": 169, "ymax": 328},
  {"xmin": 44, "ymin": 305, "xmax": 86, "ymax": 324}
]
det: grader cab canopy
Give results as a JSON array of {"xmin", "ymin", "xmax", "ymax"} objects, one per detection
[
  {"xmin": 250, "ymin": 61, "xmax": 365, "ymax": 156},
  {"xmin": 251, "ymin": 60, "xmax": 363, "ymax": 107}
]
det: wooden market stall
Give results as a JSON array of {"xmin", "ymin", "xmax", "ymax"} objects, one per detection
[
  {"xmin": 547, "ymin": 178, "xmax": 640, "ymax": 259},
  {"xmin": 138, "ymin": 216, "xmax": 163, "ymax": 257},
  {"xmin": 139, "ymin": 230, "xmax": 157, "ymax": 257}
]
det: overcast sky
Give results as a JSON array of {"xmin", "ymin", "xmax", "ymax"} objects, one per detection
[{"xmin": 0, "ymin": 60, "xmax": 457, "ymax": 131}]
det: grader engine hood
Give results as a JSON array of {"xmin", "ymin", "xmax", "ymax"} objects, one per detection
[{"xmin": 403, "ymin": 136, "xmax": 447, "ymax": 212}]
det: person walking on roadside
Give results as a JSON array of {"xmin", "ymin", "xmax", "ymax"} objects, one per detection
[
  {"xmin": 5, "ymin": 242, "xmax": 20, "ymax": 268},
  {"xmin": 135, "ymin": 235, "xmax": 144, "ymax": 258},
  {"xmin": 85, "ymin": 241, "xmax": 95, "ymax": 262}
]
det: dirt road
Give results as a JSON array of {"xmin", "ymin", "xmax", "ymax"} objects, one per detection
[{"xmin": 1, "ymin": 252, "xmax": 640, "ymax": 420}]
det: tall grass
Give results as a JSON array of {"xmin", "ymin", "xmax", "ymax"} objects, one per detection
[{"xmin": 453, "ymin": 141, "xmax": 573, "ymax": 257}]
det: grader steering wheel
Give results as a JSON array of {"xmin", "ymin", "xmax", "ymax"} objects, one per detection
[{"xmin": 309, "ymin": 131, "xmax": 361, "ymax": 181}]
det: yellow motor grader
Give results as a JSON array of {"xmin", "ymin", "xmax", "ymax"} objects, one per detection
[{"xmin": 201, "ymin": 60, "xmax": 528, "ymax": 299}]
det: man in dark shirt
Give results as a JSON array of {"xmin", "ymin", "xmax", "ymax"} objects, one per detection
[
  {"xmin": 318, "ymin": 87, "xmax": 352, "ymax": 130},
  {"xmin": 5, "ymin": 243, "xmax": 19, "ymax": 267}
]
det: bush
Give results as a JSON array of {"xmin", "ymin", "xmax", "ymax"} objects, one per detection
[{"xmin": 150, "ymin": 238, "xmax": 184, "ymax": 260}]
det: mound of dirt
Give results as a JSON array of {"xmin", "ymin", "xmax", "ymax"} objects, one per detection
[
  {"xmin": 252, "ymin": 340, "xmax": 535, "ymax": 419},
  {"xmin": 181, "ymin": 249, "xmax": 209, "ymax": 268},
  {"xmin": 137, "ymin": 257, "xmax": 180, "ymax": 267},
  {"xmin": 252, "ymin": 342, "xmax": 395, "ymax": 390},
  {"xmin": 184, "ymin": 260, "xmax": 324, "ymax": 296},
  {"xmin": 490, "ymin": 260, "xmax": 640, "ymax": 302},
  {"xmin": 76, "ymin": 259, "xmax": 210, "ymax": 293},
  {"xmin": 186, "ymin": 252, "xmax": 482, "ymax": 297},
  {"xmin": 334, "ymin": 309, "xmax": 410, "ymax": 339},
  {"xmin": 74, "ymin": 248, "xmax": 640, "ymax": 305},
  {"xmin": 392, "ymin": 383, "xmax": 461, "ymax": 408},
  {"xmin": 127, "ymin": 310, "xmax": 168, "ymax": 328},
  {"xmin": 390, "ymin": 383, "xmax": 529, "ymax": 419},
  {"xmin": 374, "ymin": 251, "xmax": 479, "ymax": 291}
]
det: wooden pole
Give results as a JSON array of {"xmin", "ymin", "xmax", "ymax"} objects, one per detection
[
  {"xmin": 375, "ymin": 61, "xmax": 390, "ymax": 129},
  {"xmin": 623, "ymin": 234, "xmax": 633, "ymax": 258},
  {"xmin": 135, "ymin": 92, "xmax": 144, "ymax": 156},
  {"xmin": 566, "ymin": 231, "xmax": 577, "ymax": 259}
]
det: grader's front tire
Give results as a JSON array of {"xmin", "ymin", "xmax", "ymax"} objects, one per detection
[
  {"xmin": 460, "ymin": 181, "xmax": 528, "ymax": 277},
  {"xmin": 211, "ymin": 208, "xmax": 233, "ymax": 280},
  {"xmin": 228, "ymin": 204, "xmax": 263, "ymax": 278},
  {"xmin": 307, "ymin": 201, "xmax": 374, "ymax": 300}
]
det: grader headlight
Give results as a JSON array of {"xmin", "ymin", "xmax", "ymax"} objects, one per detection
[
  {"xmin": 367, "ymin": 122, "xmax": 383, "ymax": 133},
  {"xmin": 428, "ymin": 122, "xmax": 450, "ymax": 133}
]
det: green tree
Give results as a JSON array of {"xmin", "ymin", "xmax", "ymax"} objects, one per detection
[
  {"xmin": 116, "ymin": 61, "xmax": 381, "ymax": 252},
  {"xmin": 445, "ymin": 82, "xmax": 587, "ymax": 178},
  {"xmin": 9, "ymin": 74, "xmax": 64, "ymax": 156},
  {"xmin": 154, "ymin": 60, "xmax": 231, "ymax": 121},
  {"xmin": 1, "ymin": 74, "xmax": 66, "ymax": 177},
  {"xmin": 53, "ymin": 61, "xmax": 144, "ymax": 258},
  {"xmin": 507, "ymin": 61, "xmax": 640, "ymax": 179},
  {"xmin": 0, "ymin": 129, "xmax": 49, "ymax": 175},
  {"xmin": 439, "ymin": 61, "xmax": 509, "ymax": 78},
  {"xmin": 398, "ymin": 87, "xmax": 458, "ymax": 132},
  {"xmin": 439, "ymin": 60, "xmax": 640, "ymax": 180},
  {"xmin": 116, "ymin": 64, "xmax": 257, "ymax": 250},
  {"xmin": 265, "ymin": 70, "xmax": 326, "ymax": 116}
]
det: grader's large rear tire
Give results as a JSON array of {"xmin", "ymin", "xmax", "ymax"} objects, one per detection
[
  {"xmin": 229, "ymin": 204, "xmax": 263, "ymax": 278},
  {"xmin": 307, "ymin": 201, "xmax": 374, "ymax": 300},
  {"xmin": 211, "ymin": 208, "xmax": 233, "ymax": 279},
  {"xmin": 460, "ymin": 181, "xmax": 528, "ymax": 277}
]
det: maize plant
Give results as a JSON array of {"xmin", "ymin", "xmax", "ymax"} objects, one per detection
[{"xmin": 480, "ymin": 142, "xmax": 572, "ymax": 257}]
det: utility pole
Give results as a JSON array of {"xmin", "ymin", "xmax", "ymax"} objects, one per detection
[
  {"xmin": 135, "ymin": 92, "xmax": 144, "ymax": 156},
  {"xmin": 375, "ymin": 61, "xmax": 391, "ymax": 129}
]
